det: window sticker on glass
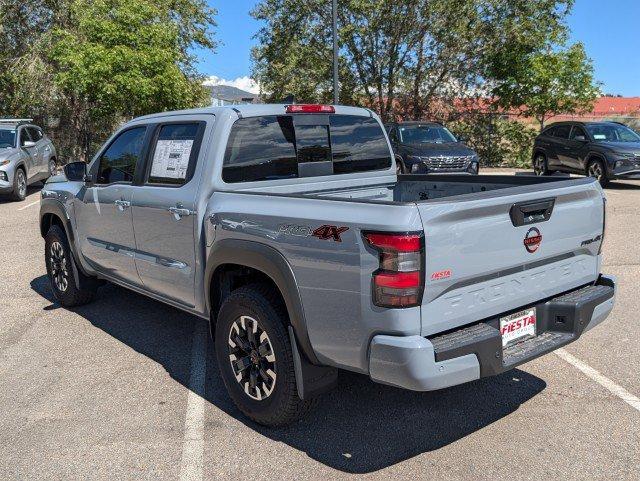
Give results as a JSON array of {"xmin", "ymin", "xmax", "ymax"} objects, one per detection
[
  {"xmin": 593, "ymin": 134, "xmax": 607, "ymax": 140},
  {"xmin": 150, "ymin": 138, "xmax": 193, "ymax": 180}
]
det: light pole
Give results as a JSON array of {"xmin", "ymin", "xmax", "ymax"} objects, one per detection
[{"xmin": 332, "ymin": 0, "xmax": 339, "ymax": 104}]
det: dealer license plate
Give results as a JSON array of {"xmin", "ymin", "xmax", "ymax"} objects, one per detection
[{"xmin": 500, "ymin": 308, "xmax": 536, "ymax": 347}]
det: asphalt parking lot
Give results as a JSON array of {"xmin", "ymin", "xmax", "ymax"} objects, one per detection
[{"xmin": 1, "ymin": 174, "xmax": 639, "ymax": 481}]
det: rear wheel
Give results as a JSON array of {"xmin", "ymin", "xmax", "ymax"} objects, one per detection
[
  {"xmin": 11, "ymin": 168, "xmax": 27, "ymax": 201},
  {"xmin": 48, "ymin": 158, "xmax": 57, "ymax": 178},
  {"xmin": 215, "ymin": 284, "xmax": 315, "ymax": 427},
  {"xmin": 587, "ymin": 158, "xmax": 609, "ymax": 187},
  {"xmin": 533, "ymin": 153, "xmax": 549, "ymax": 176},
  {"xmin": 45, "ymin": 225, "xmax": 97, "ymax": 307}
]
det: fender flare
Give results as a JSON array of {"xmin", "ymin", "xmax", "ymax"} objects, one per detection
[
  {"xmin": 204, "ymin": 238, "xmax": 319, "ymax": 365},
  {"xmin": 39, "ymin": 198, "xmax": 90, "ymax": 281},
  {"xmin": 15, "ymin": 160, "xmax": 28, "ymax": 178},
  {"xmin": 584, "ymin": 153, "xmax": 608, "ymax": 173}
]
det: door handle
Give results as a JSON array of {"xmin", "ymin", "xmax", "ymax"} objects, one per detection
[
  {"xmin": 115, "ymin": 199, "xmax": 131, "ymax": 211},
  {"xmin": 168, "ymin": 206, "xmax": 195, "ymax": 219}
]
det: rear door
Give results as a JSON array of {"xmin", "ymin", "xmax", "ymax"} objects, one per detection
[
  {"xmin": 416, "ymin": 179, "xmax": 605, "ymax": 336},
  {"xmin": 26, "ymin": 126, "xmax": 48, "ymax": 176},
  {"xmin": 18, "ymin": 127, "xmax": 38, "ymax": 180},
  {"xmin": 130, "ymin": 119, "xmax": 208, "ymax": 308}
]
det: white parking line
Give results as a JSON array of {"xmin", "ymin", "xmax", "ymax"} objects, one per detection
[
  {"xmin": 179, "ymin": 321, "xmax": 208, "ymax": 481},
  {"xmin": 17, "ymin": 200, "xmax": 40, "ymax": 211},
  {"xmin": 556, "ymin": 348, "xmax": 640, "ymax": 413}
]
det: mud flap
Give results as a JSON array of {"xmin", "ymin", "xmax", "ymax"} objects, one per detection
[{"xmin": 288, "ymin": 326, "xmax": 338, "ymax": 400}]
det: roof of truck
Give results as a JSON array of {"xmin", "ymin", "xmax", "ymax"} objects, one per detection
[{"xmin": 133, "ymin": 104, "xmax": 374, "ymax": 122}]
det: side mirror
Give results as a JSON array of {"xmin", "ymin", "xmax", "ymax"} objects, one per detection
[
  {"xmin": 63, "ymin": 161, "xmax": 88, "ymax": 182},
  {"xmin": 22, "ymin": 140, "xmax": 36, "ymax": 148}
]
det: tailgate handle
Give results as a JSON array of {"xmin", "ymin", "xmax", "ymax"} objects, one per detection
[{"xmin": 510, "ymin": 198, "xmax": 555, "ymax": 226}]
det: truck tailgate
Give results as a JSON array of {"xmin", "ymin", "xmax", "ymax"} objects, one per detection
[{"xmin": 417, "ymin": 179, "xmax": 605, "ymax": 336}]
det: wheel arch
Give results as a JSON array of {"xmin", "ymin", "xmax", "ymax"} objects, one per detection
[
  {"xmin": 205, "ymin": 239, "xmax": 319, "ymax": 364},
  {"xmin": 532, "ymin": 148, "xmax": 547, "ymax": 161},
  {"xmin": 39, "ymin": 198, "xmax": 93, "ymax": 279},
  {"xmin": 584, "ymin": 152, "xmax": 609, "ymax": 174}
]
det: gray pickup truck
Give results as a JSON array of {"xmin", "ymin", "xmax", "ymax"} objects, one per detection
[{"xmin": 40, "ymin": 104, "xmax": 615, "ymax": 426}]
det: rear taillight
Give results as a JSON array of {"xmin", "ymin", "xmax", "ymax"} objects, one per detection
[
  {"xmin": 285, "ymin": 104, "xmax": 335, "ymax": 113},
  {"xmin": 364, "ymin": 232, "xmax": 424, "ymax": 308}
]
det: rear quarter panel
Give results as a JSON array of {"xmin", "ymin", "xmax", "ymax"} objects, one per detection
[{"xmin": 205, "ymin": 192, "xmax": 423, "ymax": 373}]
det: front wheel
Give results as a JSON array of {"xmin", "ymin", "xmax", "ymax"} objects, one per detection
[
  {"xmin": 587, "ymin": 159, "xmax": 609, "ymax": 187},
  {"xmin": 45, "ymin": 225, "xmax": 97, "ymax": 307},
  {"xmin": 215, "ymin": 284, "xmax": 315, "ymax": 427},
  {"xmin": 11, "ymin": 168, "xmax": 27, "ymax": 201}
]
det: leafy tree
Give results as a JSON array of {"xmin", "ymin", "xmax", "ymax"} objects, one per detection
[
  {"xmin": 0, "ymin": 0, "xmax": 216, "ymax": 161},
  {"xmin": 491, "ymin": 43, "xmax": 600, "ymax": 130},
  {"xmin": 251, "ymin": 0, "xmax": 580, "ymax": 122}
]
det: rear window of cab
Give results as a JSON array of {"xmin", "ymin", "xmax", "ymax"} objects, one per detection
[{"xmin": 222, "ymin": 114, "xmax": 392, "ymax": 183}]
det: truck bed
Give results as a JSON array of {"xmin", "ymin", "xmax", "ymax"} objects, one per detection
[{"xmin": 299, "ymin": 174, "xmax": 589, "ymax": 204}]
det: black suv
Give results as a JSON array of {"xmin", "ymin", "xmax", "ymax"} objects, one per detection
[
  {"xmin": 533, "ymin": 121, "xmax": 640, "ymax": 186},
  {"xmin": 385, "ymin": 121, "xmax": 479, "ymax": 174}
]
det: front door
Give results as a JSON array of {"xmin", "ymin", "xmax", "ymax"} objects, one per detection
[
  {"xmin": 131, "ymin": 121, "xmax": 206, "ymax": 307},
  {"xmin": 565, "ymin": 126, "xmax": 589, "ymax": 172},
  {"xmin": 75, "ymin": 126, "xmax": 148, "ymax": 286}
]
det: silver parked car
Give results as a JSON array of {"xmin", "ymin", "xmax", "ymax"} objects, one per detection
[{"xmin": 0, "ymin": 119, "xmax": 58, "ymax": 201}]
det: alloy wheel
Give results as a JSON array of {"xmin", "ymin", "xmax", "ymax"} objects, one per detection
[
  {"xmin": 588, "ymin": 162, "xmax": 603, "ymax": 181},
  {"xmin": 228, "ymin": 315, "xmax": 276, "ymax": 401},
  {"xmin": 533, "ymin": 155, "xmax": 545, "ymax": 175},
  {"xmin": 17, "ymin": 170, "xmax": 27, "ymax": 198},
  {"xmin": 49, "ymin": 241, "xmax": 69, "ymax": 292}
]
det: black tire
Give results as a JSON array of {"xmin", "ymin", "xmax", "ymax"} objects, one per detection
[
  {"xmin": 215, "ymin": 284, "xmax": 315, "ymax": 427},
  {"xmin": 11, "ymin": 167, "xmax": 27, "ymax": 201},
  {"xmin": 586, "ymin": 158, "xmax": 609, "ymax": 187},
  {"xmin": 45, "ymin": 225, "xmax": 97, "ymax": 307},
  {"xmin": 533, "ymin": 153, "xmax": 551, "ymax": 176}
]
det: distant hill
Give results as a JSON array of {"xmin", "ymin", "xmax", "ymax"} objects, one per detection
[{"xmin": 205, "ymin": 84, "xmax": 257, "ymax": 101}]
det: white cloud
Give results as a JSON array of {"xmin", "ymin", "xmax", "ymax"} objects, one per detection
[{"xmin": 203, "ymin": 75, "xmax": 260, "ymax": 94}]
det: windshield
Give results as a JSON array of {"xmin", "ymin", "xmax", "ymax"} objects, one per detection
[
  {"xmin": 585, "ymin": 124, "xmax": 640, "ymax": 143},
  {"xmin": 0, "ymin": 128, "xmax": 16, "ymax": 149},
  {"xmin": 398, "ymin": 125, "xmax": 457, "ymax": 144}
]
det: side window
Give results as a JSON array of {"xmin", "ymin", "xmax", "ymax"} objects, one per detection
[
  {"xmin": 569, "ymin": 126, "xmax": 588, "ymax": 141},
  {"xmin": 552, "ymin": 125, "xmax": 572, "ymax": 139},
  {"xmin": 223, "ymin": 116, "xmax": 297, "ymax": 183},
  {"xmin": 27, "ymin": 127, "xmax": 43, "ymax": 141},
  {"xmin": 96, "ymin": 127, "xmax": 146, "ymax": 185},
  {"xmin": 147, "ymin": 123, "xmax": 202, "ymax": 186},
  {"xmin": 330, "ymin": 115, "xmax": 392, "ymax": 174}
]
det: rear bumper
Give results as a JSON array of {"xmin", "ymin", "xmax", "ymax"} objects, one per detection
[{"xmin": 368, "ymin": 275, "xmax": 616, "ymax": 391}]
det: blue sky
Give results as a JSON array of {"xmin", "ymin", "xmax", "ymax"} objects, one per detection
[{"xmin": 196, "ymin": 0, "xmax": 640, "ymax": 96}]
